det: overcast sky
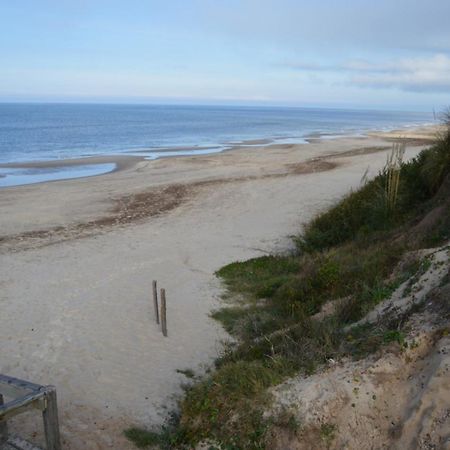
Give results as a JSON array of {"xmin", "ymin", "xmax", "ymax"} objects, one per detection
[{"xmin": 1, "ymin": 0, "xmax": 450, "ymax": 110}]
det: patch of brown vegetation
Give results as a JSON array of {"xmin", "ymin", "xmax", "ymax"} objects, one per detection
[
  {"xmin": 95, "ymin": 184, "xmax": 188, "ymax": 227},
  {"xmin": 0, "ymin": 157, "xmax": 343, "ymax": 253},
  {"xmin": 384, "ymin": 137, "xmax": 436, "ymax": 146},
  {"xmin": 321, "ymin": 146, "xmax": 391, "ymax": 159},
  {"xmin": 287, "ymin": 160, "xmax": 338, "ymax": 174},
  {"xmin": 0, "ymin": 184, "xmax": 190, "ymax": 253}
]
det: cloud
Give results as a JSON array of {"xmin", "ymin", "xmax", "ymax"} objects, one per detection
[
  {"xmin": 283, "ymin": 54, "xmax": 450, "ymax": 93},
  {"xmin": 351, "ymin": 55, "xmax": 450, "ymax": 92},
  {"xmin": 197, "ymin": 0, "xmax": 450, "ymax": 54}
]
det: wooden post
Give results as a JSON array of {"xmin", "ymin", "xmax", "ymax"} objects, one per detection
[
  {"xmin": 160, "ymin": 288, "xmax": 167, "ymax": 337},
  {"xmin": 42, "ymin": 387, "xmax": 61, "ymax": 450},
  {"xmin": 152, "ymin": 280, "xmax": 160, "ymax": 324},
  {"xmin": 0, "ymin": 394, "xmax": 8, "ymax": 445}
]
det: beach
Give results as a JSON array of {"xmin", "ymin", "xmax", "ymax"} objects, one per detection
[{"xmin": 0, "ymin": 125, "xmax": 438, "ymax": 448}]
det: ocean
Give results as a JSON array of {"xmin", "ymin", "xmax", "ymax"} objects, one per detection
[{"xmin": 0, "ymin": 103, "xmax": 434, "ymax": 187}]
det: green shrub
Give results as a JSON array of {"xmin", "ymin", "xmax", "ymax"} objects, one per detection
[
  {"xmin": 296, "ymin": 176, "xmax": 388, "ymax": 252},
  {"xmin": 421, "ymin": 112, "xmax": 450, "ymax": 191},
  {"xmin": 216, "ymin": 256, "xmax": 301, "ymax": 299},
  {"xmin": 298, "ymin": 126, "xmax": 450, "ymax": 253},
  {"xmin": 180, "ymin": 360, "xmax": 282, "ymax": 448},
  {"xmin": 124, "ymin": 428, "xmax": 160, "ymax": 448}
]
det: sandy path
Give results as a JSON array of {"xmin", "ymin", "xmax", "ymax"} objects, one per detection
[{"xmin": 0, "ymin": 131, "xmax": 435, "ymax": 448}]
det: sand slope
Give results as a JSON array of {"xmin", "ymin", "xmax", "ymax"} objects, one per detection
[{"xmin": 270, "ymin": 264, "xmax": 450, "ymax": 450}]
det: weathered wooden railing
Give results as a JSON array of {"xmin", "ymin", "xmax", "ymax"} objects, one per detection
[{"xmin": 0, "ymin": 374, "xmax": 61, "ymax": 450}]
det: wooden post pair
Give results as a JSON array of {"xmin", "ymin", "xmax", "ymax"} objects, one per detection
[{"xmin": 152, "ymin": 280, "xmax": 167, "ymax": 337}]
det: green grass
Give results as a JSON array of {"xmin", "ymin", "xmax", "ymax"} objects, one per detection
[
  {"xmin": 180, "ymin": 360, "xmax": 281, "ymax": 448},
  {"xmin": 297, "ymin": 121, "xmax": 450, "ymax": 253},
  {"xmin": 213, "ymin": 240, "xmax": 407, "ymax": 342},
  {"xmin": 126, "ymin": 362, "xmax": 285, "ymax": 449},
  {"xmin": 124, "ymin": 412, "xmax": 188, "ymax": 450},
  {"xmin": 124, "ymin": 428, "xmax": 160, "ymax": 448},
  {"xmin": 216, "ymin": 255, "xmax": 302, "ymax": 299},
  {"xmin": 126, "ymin": 116, "xmax": 450, "ymax": 449}
]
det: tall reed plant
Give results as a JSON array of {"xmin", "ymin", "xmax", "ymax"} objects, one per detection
[{"xmin": 385, "ymin": 142, "xmax": 405, "ymax": 214}]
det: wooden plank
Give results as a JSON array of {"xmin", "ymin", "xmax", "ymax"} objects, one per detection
[
  {"xmin": 0, "ymin": 375, "xmax": 41, "ymax": 399},
  {"xmin": 42, "ymin": 387, "xmax": 61, "ymax": 450},
  {"xmin": 152, "ymin": 280, "xmax": 159, "ymax": 325},
  {"xmin": 0, "ymin": 394, "xmax": 8, "ymax": 445},
  {"xmin": 0, "ymin": 385, "xmax": 31, "ymax": 401},
  {"xmin": 0, "ymin": 375, "xmax": 42, "ymax": 392},
  {"xmin": 0, "ymin": 392, "xmax": 45, "ymax": 422},
  {"xmin": 160, "ymin": 289, "xmax": 167, "ymax": 337},
  {"xmin": 7, "ymin": 435, "xmax": 42, "ymax": 450}
]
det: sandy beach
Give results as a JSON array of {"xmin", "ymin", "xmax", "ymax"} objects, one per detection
[{"xmin": 0, "ymin": 126, "xmax": 438, "ymax": 448}]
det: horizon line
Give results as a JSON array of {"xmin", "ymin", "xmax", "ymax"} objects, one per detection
[{"xmin": 0, "ymin": 99, "xmax": 436, "ymax": 114}]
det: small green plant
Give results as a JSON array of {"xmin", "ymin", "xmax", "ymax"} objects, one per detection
[
  {"xmin": 125, "ymin": 412, "xmax": 189, "ymax": 449},
  {"xmin": 320, "ymin": 423, "xmax": 337, "ymax": 446},
  {"xmin": 271, "ymin": 406, "xmax": 301, "ymax": 434},
  {"xmin": 403, "ymin": 256, "xmax": 433, "ymax": 295},
  {"xmin": 383, "ymin": 330, "xmax": 405, "ymax": 346},
  {"xmin": 176, "ymin": 368, "xmax": 196, "ymax": 379},
  {"xmin": 124, "ymin": 428, "xmax": 161, "ymax": 448}
]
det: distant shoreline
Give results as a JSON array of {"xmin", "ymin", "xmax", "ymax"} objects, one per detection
[
  {"xmin": 0, "ymin": 122, "xmax": 439, "ymax": 188},
  {"xmin": 0, "ymin": 103, "xmax": 435, "ymax": 166}
]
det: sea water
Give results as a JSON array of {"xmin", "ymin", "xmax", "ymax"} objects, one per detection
[{"xmin": 0, "ymin": 103, "xmax": 434, "ymax": 186}]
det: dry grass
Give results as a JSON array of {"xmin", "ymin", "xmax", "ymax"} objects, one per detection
[{"xmin": 385, "ymin": 142, "xmax": 405, "ymax": 213}]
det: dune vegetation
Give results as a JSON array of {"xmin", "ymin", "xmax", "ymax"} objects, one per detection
[{"xmin": 126, "ymin": 114, "xmax": 450, "ymax": 449}]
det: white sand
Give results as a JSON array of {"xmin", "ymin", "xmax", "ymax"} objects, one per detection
[{"xmin": 0, "ymin": 129, "xmax": 437, "ymax": 448}]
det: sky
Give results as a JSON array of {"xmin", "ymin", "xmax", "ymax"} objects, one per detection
[{"xmin": 1, "ymin": 0, "xmax": 450, "ymax": 111}]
